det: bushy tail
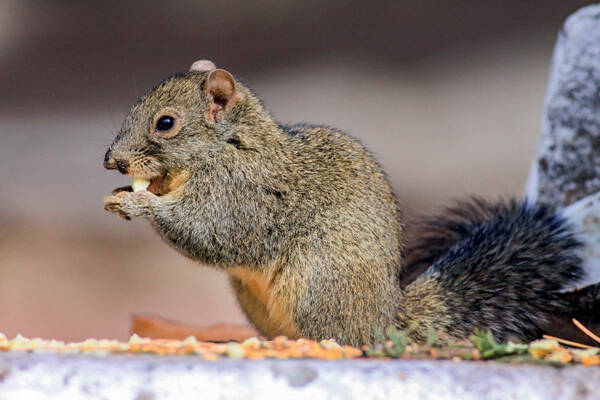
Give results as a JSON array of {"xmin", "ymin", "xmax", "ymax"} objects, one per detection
[{"xmin": 398, "ymin": 198, "xmax": 597, "ymax": 343}]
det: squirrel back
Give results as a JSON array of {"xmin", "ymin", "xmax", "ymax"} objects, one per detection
[{"xmin": 104, "ymin": 60, "xmax": 600, "ymax": 346}]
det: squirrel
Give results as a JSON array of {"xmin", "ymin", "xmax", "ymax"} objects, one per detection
[{"xmin": 104, "ymin": 60, "xmax": 600, "ymax": 346}]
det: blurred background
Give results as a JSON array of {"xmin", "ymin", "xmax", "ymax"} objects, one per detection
[{"xmin": 0, "ymin": 0, "xmax": 591, "ymax": 341}]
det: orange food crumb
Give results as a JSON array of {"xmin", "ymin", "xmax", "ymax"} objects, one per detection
[
  {"xmin": 0, "ymin": 333, "xmax": 363, "ymax": 360},
  {"xmin": 582, "ymin": 355, "xmax": 600, "ymax": 366}
]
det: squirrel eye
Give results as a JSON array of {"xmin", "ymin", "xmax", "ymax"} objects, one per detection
[{"xmin": 155, "ymin": 115, "xmax": 175, "ymax": 132}]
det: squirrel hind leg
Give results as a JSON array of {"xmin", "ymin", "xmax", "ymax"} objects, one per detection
[{"xmin": 560, "ymin": 191, "xmax": 600, "ymax": 291}]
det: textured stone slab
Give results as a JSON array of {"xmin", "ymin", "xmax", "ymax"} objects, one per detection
[
  {"xmin": 0, "ymin": 353, "xmax": 599, "ymax": 400},
  {"xmin": 560, "ymin": 191, "xmax": 600, "ymax": 289},
  {"xmin": 526, "ymin": 4, "xmax": 600, "ymax": 208}
]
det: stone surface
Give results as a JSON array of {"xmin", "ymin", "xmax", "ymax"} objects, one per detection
[
  {"xmin": 0, "ymin": 353, "xmax": 599, "ymax": 400},
  {"xmin": 526, "ymin": 4, "xmax": 600, "ymax": 208},
  {"xmin": 561, "ymin": 191, "xmax": 600, "ymax": 290}
]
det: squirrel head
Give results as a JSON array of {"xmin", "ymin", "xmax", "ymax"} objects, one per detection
[{"xmin": 103, "ymin": 60, "xmax": 275, "ymax": 195}]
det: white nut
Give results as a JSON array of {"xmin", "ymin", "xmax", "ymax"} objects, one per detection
[{"xmin": 132, "ymin": 178, "xmax": 151, "ymax": 192}]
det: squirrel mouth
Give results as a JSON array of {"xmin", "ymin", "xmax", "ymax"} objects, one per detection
[
  {"xmin": 130, "ymin": 171, "xmax": 168, "ymax": 196},
  {"xmin": 129, "ymin": 170, "xmax": 188, "ymax": 196}
]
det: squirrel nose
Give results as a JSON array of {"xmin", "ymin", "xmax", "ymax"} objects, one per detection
[
  {"xmin": 103, "ymin": 149, "xmax": 129, "ymax": 174},
  {"xmin": 103, "ymin": 149, "xmax": 116, "ymax": 170}
]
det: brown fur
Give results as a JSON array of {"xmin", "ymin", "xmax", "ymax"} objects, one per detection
[{"xmin": 228, "ymin": 266, "xmax": 302, "ymax": 339}]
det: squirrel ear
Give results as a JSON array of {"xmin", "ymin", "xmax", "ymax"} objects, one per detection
[
  {"xmin": 205, "ymin": 69, "xmax": 239, "ymax": 122},
  {"xmin": 190, "ymin": 59, "xmax": 216, "ymax": 72}
]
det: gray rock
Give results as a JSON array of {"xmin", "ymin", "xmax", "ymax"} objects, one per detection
[
  {"xmin": 1, "ymin": 353, "xmax": 600, "ymax": 400},
  {"xmin": 526, "ymin": 4, "xmax": 600, "ymax": 208}
]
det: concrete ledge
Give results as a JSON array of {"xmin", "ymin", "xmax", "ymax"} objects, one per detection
[{"xmin": 0, "ymin": 353, "xmax": 599, "ymax": 400}]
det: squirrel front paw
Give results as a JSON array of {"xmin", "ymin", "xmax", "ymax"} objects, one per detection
[{"xmin": 104, "ymin": 190, "xmax": 157, "ymax": 220}]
